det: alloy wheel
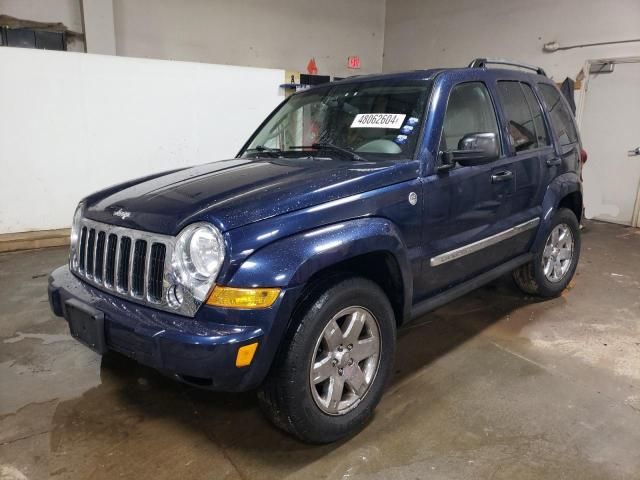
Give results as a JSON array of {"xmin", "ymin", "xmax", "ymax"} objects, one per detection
[
  {"xmin": 309, "ymin": 306, "xmax": 381, "ymax": 415},
  {"xmin": 542, "ymin": 223, "xmax": 574, "ymax": 283}
]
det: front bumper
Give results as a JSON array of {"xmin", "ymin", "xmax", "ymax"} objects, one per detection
[{"xmin": 48, "ymin": 265, "xmax": 301, "ymax": 391}]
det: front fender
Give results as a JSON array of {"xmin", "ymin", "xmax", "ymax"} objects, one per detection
[
  {"xmin": 228, "ymin": 217, "xmax": 412, "ymax": 309},
  {"xmin": 532, "ymin": 172, "xmax": 582, "ymax": 252}
]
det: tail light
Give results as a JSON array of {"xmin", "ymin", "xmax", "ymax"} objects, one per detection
[{"xmin": 580, "ymin": 148, "xmax": 588, "ymax": 163}]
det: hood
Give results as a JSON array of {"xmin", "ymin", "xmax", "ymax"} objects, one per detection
[{"xmin": 83, "ymin": 157, "xmax": 419, "ymax": 235}]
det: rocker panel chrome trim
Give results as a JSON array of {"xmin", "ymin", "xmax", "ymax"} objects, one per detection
[{"xmin": 430, "ymin": 218, "xmax": 540, "ymax": 267}]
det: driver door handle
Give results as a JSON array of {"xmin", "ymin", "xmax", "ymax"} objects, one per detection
[
  {"xmin": 491, "ymin": 170, "xmax": 513, "ymax": 183},
  {"xmin": 628, "ymin": 147, "xmax": 640, "ymax": 156}
]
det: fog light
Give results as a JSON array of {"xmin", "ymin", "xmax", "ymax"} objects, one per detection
[
  {"xmin": 236, "ymin": 342, "xmax": 259, "ymax": 367},
  {"xmin": 167, "ymin": 284, "xmax": 184, "ymax": 308},
  {"xmin": 206, "ymin": 285, "xmax": 280, "ymax": 309}
]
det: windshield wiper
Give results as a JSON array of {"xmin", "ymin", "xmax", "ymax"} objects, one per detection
[
  {"xmin": 245, "ymin": 145, "xmax": 283, "ymax": 157},
  {"xmin": 288, "ymin": 143, "xmax": 364, "ymax": 161}
]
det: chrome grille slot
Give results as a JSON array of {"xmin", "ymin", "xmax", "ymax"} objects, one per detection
[
  {"xmin": 117, "ymin": 236, "xmax": 132, "ymax": 292},
  {"xmin": 131, "ymin": 239, "xmax": 147, "ymax": 297},
  {"xmin": 148, "ymin": 244, "xmax": 166, "ymax": 302},
  {"xmin": 105, "ymin": 234, "xmax": 117, "ymax": 286},
  {"xmin": 86, "ymin": 229, "xmax": 96, "ymax": 277},
  {"xmin": 95, "ymin": 232, "xmax": 106, "ymax": 282},
  {"xmin": 71, "ymin": 218, "xmax": 175, "ymax": 313},
  {"xmin": 79, "ymin": 227, "xmax": 87, "ymax": 271}
]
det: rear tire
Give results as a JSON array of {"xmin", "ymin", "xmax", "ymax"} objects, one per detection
[
  {"xmin": 513, "ymin": 208, "xmax": 581, "ymax": 297},
  {"xmin": 258, "ymin": 276, "xmax": 396, "ymax": 444}
]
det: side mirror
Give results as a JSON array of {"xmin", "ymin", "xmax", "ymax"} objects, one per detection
[{"xmin": 439, "ymin": 132, "xmax": 500, "ymax": 170}]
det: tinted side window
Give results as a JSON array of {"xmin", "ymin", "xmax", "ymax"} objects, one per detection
[
  {"xmin": 539, "ymin": 84, "xmax": 578, "ymax": 146},
  {"xmin": 497, "ymin": 81, "xmax": 547, "ymax": 152},
  {"xmin": 440, "ymin": 82, "xmax": 499, "ymax": 153},
  {"xmin": 521, "ymin": 84, "xmax": 549, "ymax": 147}
]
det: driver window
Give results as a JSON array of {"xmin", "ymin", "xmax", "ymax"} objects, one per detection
[{"xmin": 439, "ymin": 82, "xmax": 499, "ymax": 153}]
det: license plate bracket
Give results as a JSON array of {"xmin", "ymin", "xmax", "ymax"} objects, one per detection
[{"xmin": 65, "ymin": 298, "xmax": 107, "ymax": 354}]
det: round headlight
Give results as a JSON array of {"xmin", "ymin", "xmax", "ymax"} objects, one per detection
[
  {"xmin": 174, "ymin": 223, "xmax": 225, "ymax": 282},
  {"xmin": 189, "ymin": 227, "xmax": 221, "ymax": 279}
]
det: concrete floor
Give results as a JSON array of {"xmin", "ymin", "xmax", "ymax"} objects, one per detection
[{"xmin": 1, "ymin": 220, "xmax": 639, "ymax": 480}]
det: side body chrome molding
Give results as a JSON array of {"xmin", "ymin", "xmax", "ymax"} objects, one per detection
[{"xmin": 430, "ymin": 218, "xmax": 540, "ymax": 267}]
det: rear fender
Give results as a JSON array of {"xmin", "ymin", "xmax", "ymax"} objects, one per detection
[{"xmin": 532, "ymin": 172, "xmax": 582, "ymax": 253}]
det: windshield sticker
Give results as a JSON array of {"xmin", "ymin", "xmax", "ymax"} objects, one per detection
[{"xmin": 351, "ymin": 113, "xmax": 406, "ymax": 129}]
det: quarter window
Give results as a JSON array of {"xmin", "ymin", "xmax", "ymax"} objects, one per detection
[
  {"xmin": 497, "ymin": 81, "xmax": 549, "ymax": 152},
  {"xmin": 439, "ymin": 82, "xmax": 499, "ymax": 153},
  {"xmin": 538, "ymin": 84, "xmax": 578, "ymax": 146}
]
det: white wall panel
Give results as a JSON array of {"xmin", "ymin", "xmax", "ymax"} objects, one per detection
[
  {"xmin": 383, "ymin": 0, "xmax": 640, "ymax": 81},
  {"xmin": 112, "ymin": 0, "xmax": 386, "ymax": 77},
  {"xmin": 0, "ymin": 48, "xmax": 284, "ymax": 234}
]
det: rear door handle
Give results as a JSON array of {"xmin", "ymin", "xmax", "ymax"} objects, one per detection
[
  {"xmin": 491, "ymin": 170, "xmax": 513, "ymax": 183},
  {"xmin": 628, "ymin": 147, "xmax": 640, "ymax": 156},
  {"xmin": 546, "ymin": 157, "xmax": 561, "ymax": 166}
]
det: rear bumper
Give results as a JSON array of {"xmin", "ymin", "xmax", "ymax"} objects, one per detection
[{"xmin": 48, "ymin": 265, "xmax": 301, "ymax": 391}]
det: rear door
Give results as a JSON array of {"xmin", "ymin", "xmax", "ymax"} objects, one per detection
[
  {"xmin": 492, "ymin": 80, "xmax": 553, "ymax": 252},
  {"xmin": 537, "ymin": 83, "xmax": 582, "ymax": 197}
]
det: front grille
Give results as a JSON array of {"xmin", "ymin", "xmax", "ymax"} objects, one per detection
[{"xmin": 74, "ymin": 219, "xmax": 173, "ymax": 307}]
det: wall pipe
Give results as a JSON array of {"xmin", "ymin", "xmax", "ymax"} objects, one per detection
[{"xmin": 543, "ymin": 38, "xmax": 640, "ymax": 52}]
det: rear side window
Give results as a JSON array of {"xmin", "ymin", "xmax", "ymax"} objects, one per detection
[
  {"xmin": 440, "ymin": 82, "xmax": 499, "ymax": 152},
  {"xmin": 538, "ymin": 84, "xmax": 578, "ymax": 146},
  {"xmin": 521, "ymin": 84, "xmax": 549, "ymax": 147},
  {"xmin": 497, "ymin": 81, "xmax": 549, "ymax": 152}
]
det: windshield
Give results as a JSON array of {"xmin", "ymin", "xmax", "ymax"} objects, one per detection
[{"xmin": 241, "ymin": 79, "xmax": 432, "ymax": 160}]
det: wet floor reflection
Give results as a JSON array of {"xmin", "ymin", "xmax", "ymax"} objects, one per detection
[
  {"xmin": 44, "ymin": 277, "xmax": 542, "ymax": 479},
  {"xmin": 3, "ymin": 223, "xmax": 640, "ymax": 479}
]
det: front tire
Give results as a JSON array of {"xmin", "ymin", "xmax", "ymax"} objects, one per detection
[
  {"xmin": 513, "ymin": 208, "xmax": 581, "ymax": 297},
  {"xmin": 258, "ymin": 277, "xmax": 396, "ymax": 443}
]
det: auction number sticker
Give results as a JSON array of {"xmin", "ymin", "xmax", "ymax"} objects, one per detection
[{"xmin": 351, "ymin": 113, "xmax": 406, "ymax": 129}]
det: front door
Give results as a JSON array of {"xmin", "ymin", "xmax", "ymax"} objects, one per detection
[
  {"xmin": 581, "ymin": 60, "xmax": 640, "ymax": 227},
  {"xmin": 419, "ymin": 81, "xmax": 506, "ymax": 297}
]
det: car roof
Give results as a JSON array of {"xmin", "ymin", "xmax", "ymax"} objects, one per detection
[{"xmin": 331, "ymin": 69, "xmax": 445, "ymax": 84}]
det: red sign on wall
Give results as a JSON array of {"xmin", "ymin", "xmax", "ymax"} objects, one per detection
[
  {"xmin": 307, "ymin": 58, "xmax": 318, "ymax": 75},
  {"xmin": 348, "ymin": 56, "xmax": 361, "ymax": 69}
]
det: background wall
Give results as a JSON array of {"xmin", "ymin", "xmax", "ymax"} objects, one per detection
[
  {"xmin": 0, "ymin": 48, "xmax": 284, "ymax": 234},
  {"xmin": 3, "ymin": 0, "xmax": 639, "ymax": 235},
  {"xmin": 383, "ymin": 0, "xmax": 640, "ymax": 80},
  {"xmin": 0, "ymin": 0, "xmax": 85, "ymax": 51},
  {"xmin": 112, "ymin": 0, "xmax": 386, "ymax": 77},
  {"xmin": 0, "ymin": 0, "xmax": 387, "ymax": 75}
]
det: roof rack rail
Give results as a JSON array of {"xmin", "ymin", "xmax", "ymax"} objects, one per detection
[{"xmin": 468, "ymin": 58, "xmax": 547, "ymax": 77}]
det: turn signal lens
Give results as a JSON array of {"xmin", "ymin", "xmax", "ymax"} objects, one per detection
[
  {"xmin": 206, "ymin": 285, "xmax": 280, "ymax": 309},
  {"xmin": 236, "ymin": 342, "xmax": 259, "ymax": 367}
]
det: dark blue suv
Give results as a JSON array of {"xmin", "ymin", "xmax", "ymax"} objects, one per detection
[{"xmin": 48, "ymin": 58, "xmax": 584, "ymax": 443}]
